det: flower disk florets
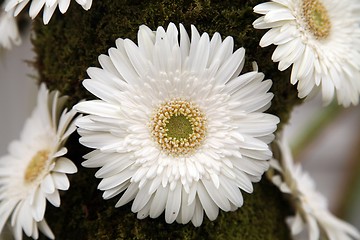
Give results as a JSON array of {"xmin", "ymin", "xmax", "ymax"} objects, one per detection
[
  {"xmin": 24, "ymin": 150, "xmax": 50, "ymax": 184},
  {"xmin": 302, "ymin": 0, "xmax": 331, "ymax": 39},
  {"xmin": 150, "ymin": 99, "xmax": 207, "ymax": 157}
]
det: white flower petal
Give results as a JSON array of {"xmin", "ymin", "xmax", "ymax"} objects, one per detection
[
  {"xmin": 42, "ymin": 2, "xmax": 57, "ymax": 24},
  {"xmin": 178, "ymin": 187, "xmax": 196, "ymax": 224},
  {"xmin": 219, "ymin": 176, "xmax": 244, "ymax": 207},
  {"xmin": 115, "ymin": 183, "xmax": 138, "ymax": 208},
  {"xmin": 254, "ymin": 2, "xmax": 284, "ymax": 14},
  {"xmin": 75, "ymin": 100, "xmax": 120, "ymax": 118},
  {"xmin": 264, "ymin": 9, "xmax": 295, "ymax": 22},
  {"xmin": 214, "ymin": 47, "xmax": 245, "ymax": 85},
  {"xmin": 103, "ymin": 181, "xmax": 129, "ymax": 200},
  {"xmin": 202, "ymin": 178, "xmax": 231, "ymax": 211},
  {"xmin": 165, "ymin": 183, "xmax": 182, "ymax": 223},
  {"xmin": 52, "ymin": 157, "xmax": 77, "ymax": 174},
  {"xmin": 46, "ymin": 190, "xmax": 61, "ymax": 207},
  {"xmin": 149, "ymin": 185, "xmax": 169, "ymax": 218},
  {"xmin": 131, "ymin": 182, "xmax": 153, "ymax": 213},
  {"xmin": 124, "ymin": 39, "xmax": 150, "ymax": 78},
  {"xmin": 98, "ymin": 169, "xmax": 134, "ymax": 191},
  {"xmin": 19, "ymin": 201, "xmax": 34, "ymax": 237},
  {"xmin": 41, "ymin": 174, "xmax": 56, "ymax": 194},
  {"xmin": 29, "ymin": 0, "xmax": 46, "ymax": 19},
  {"xmin": 52, "ymin": 172, "xmax": 70, "ymax": 190},
  {"xmin": 32, "ymin": 189, "xmax": 46, "ymax": 221},
  {"xmin": 58, "ymin": 0, "xmax": 70, "ymax": 13},
  {"xmin": 196, "ymin": 182, "xmax": 219, "ymax": 221},
  {"xmin": 37, "ymin": 221, "xmax": 54, "ymax": 239},
  {"xmin": 288, "ymin": 213, "xmax": 304, "ymax": 235},
  {"xmin": 108, "ymin": 45, "xmax": 141, "ymax": 85},
  {"xmin": 191, "ymin": 198, "xmax": 204, "ymax": 227}
]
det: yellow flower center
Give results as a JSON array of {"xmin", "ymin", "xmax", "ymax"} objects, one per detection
[
  {"xmin": 24, "ymin": 150, "xmax": 49, "ymax": 184},
  {"xmin": 302, "ymin": 0, "xmax": 331, "ymax": 39},
  {"xmin": 150, "ymin": 99, "xmax": 207, "ymax": 156}
]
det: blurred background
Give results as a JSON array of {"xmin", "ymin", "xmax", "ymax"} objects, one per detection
[{"xmin": 1, "ymin": 26, "xmax": 360, "ymax": 234}]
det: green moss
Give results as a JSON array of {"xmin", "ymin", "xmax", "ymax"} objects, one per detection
[{"xmin": 31, "ymin": 0, "xmax": 301, "ymax": 239}]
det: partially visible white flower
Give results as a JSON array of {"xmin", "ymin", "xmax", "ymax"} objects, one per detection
[
  {"xmin": 0, "ymin": 84, "xmax": 79, "ymax": 240},
  {"xmin": 0, "ymin": 5, "xmax": 21, "ymax": 51},
  {"xmin": 270, "ymin": 136, "xmax": 360, "ymax": 240},
  {"xmin": 253, "ymin": 0, "xmax": 360, "ymax": 107},
  {"xmin": 5, "ymin": 0, "xmax": 93, "ymax": 25},
  {"xmin": 75, "ymin": 22, "xmax": 280, "ymax": 227}
]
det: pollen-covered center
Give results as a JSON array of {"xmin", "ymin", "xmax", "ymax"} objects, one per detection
[
  {"xmin": 150, "ymin": 99, "xmax": 207, "ymax": 156},
  {"xmin": 302, "ymin": 0, "xmax": 331, "ymax": 39},
  {"xmin": 24, "ymin": 150, "xmax": 49, "ymax": 184}
]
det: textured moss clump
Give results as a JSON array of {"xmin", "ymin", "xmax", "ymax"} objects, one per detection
[{"xmin": 31, "ymin": 0, "xmax": 301, "ymax": 239}]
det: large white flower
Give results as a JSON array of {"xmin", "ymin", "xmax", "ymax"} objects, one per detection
[
  {"xmin": 5, "ymin": 0, "xmax": 92, "ymax": 25},
  {"xmin": 0, "ymin": 84, "xmax": 78, "ymax": 240},
  {"xmin": 253, "ymin": 0, "xmax": 360, "ymax": 107},
  {"xmin": 0, "ymin": 3, "xmax": 21, "ymax": 51},
  {"xmin": 75, "ymin": 23, "xmax": 280, "ymax": 227},
  {"xmin": 270, "ymin": 136, "xmax": 360, "ymax": 240}
]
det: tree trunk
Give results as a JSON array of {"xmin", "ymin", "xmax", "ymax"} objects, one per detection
[{"xmin": 32, "ymin": 0, "xmax": 301, "ymax": 239}]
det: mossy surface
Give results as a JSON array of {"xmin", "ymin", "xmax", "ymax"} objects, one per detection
[{"xmin": 31, "ymin": 0, "xmax": 301, "ymax": 239}]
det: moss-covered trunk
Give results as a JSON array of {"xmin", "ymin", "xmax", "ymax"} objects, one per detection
[{"xmin": 32, "ymin": 0, "xmax": 301, "ymax": 239}]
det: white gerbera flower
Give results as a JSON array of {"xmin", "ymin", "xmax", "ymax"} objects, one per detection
[
  {"xmin": 5, "ymin": 0, "xmax": 92, "ymax": 25},
  {"xmin": 270, "ymin": 137, "xmax": 360, "ymax": 240},
  {"xmin": 0, "ymin": 84, "xmax": 78, "ymax": 240},
  {"xmin": 75, "ymin": 22, "xmax": 280, "ymax": 226},
  {"xmin": 253, "ymin": 0, "xmax": 360, "ymax": 107},
  {"xmin": 0, "ymin": 4, "xmax": 21, "ymax": 51}
]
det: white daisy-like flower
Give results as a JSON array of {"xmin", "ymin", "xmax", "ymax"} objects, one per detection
[
  {"xmin": 0, "ymin": 4, "xmax": 21, "ymax": 51},
  {"xmin": 0, "ymin": 83, "xmax": 79, "ymax": 240},
  {"xmin": 5, "ymin": 0, "xmax": 93, "ymax": 25},
  {"xmin": 270, "ymin": 137, "xmax": 360, "ymax": 240},
  {"xmin": 253, "ymin": 0, "xmax": 360, "ymax": 107},
  {"xmin": 75, "ymin": 22, "xmax": 280, "ymax": 226}
]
